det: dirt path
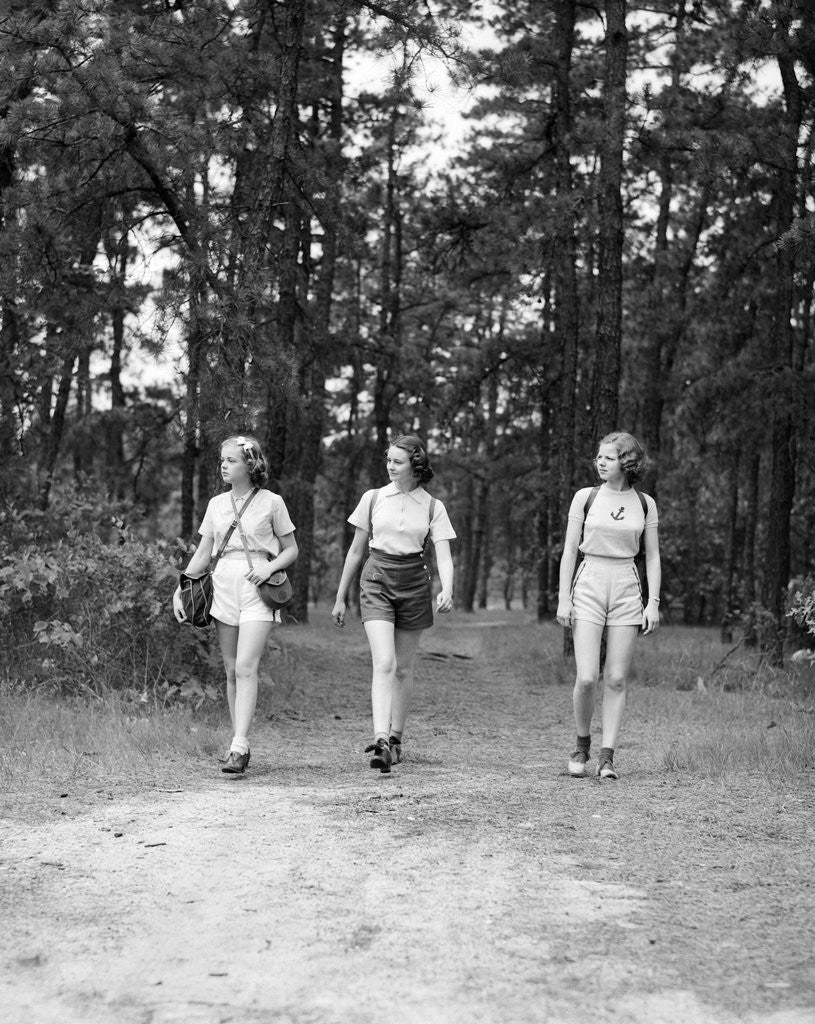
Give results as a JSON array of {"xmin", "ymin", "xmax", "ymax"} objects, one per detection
[{"xmin": 2, "ymin": 615, "xmax": 813, "ymax": 1024}]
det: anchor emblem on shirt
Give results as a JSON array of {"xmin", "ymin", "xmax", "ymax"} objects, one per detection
[{"xmin": 610, "ymin": 507, "xmax": 625, "ymax": 520}]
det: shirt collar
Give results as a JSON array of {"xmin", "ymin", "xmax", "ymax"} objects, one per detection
[{"xmin": 382, "ymin": 482, "xmax": 428, "ymax": 504}]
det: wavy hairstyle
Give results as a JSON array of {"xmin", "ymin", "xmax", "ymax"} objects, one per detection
[
  {"xmin": 598, "ymin": 431, "xmax": 651, "ymax": 485},
  {"xmin": 222, "ymin": 433, "xmax": 269, "ymax": 488},
  {"xmin": 390, "ymin": 434, "xmax": 434, "ymax": 484}
]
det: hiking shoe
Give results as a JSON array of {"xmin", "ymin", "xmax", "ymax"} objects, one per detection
[
  {"xmin": 221, "ymin": 750, "xmax": 250, "ymax": 774},
  {"xmin": 389, "ymin": 736, "xmax": 403, "ymax": 764},
  {"xmin": 597, "ymin": 757, "xmax": 619, "ymax": 780},
  {"xmin": 365, "ymin": 739, "xmax": 392, "ymax": 774},
  {"xmin": 568, "ymin": 750, "xmax": 590, "ymax": 777},
  {"xmin": 218, "ymin": 750, "xmax": 251, "ymax": 769}
]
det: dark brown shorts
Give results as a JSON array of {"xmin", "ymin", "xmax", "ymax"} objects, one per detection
[{"xmin": 360, "ymin": 550, "xmax": 433, "ymax": 631}]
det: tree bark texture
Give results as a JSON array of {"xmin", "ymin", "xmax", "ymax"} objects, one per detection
[
  {"xmin": 551, "ymin": 1, "xmax": 579, "ymax": 526},
  {"xmin": 591, "ymin": 0, "xmax": 627, "ymax": 442},
  {"xmin": 761, "ymin": 7, "xmax": 802, "ymax": 663}
]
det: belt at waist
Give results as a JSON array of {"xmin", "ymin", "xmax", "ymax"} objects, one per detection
[
  {"xmin": 368, "ymin": 548, "xmax": 425, "ymax": 566},
  {"xmin": 220, "ymin": 549, "xmax": 272, "ymax": 560},
  {"xmin": 581, "ymin": 554, "xmax": 635, "ymax": 566}
]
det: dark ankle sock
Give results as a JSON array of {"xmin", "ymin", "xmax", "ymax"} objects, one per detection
[
  {"xmin": 600, "ymin": 746, "xmax": 614, "ymax": 762},
  {"xmin": 576, "ymin": 734, "xmax": 591, "ymax": 753}
]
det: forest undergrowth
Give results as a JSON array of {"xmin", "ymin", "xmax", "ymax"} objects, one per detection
[{"xmin": 2, "ymin": 615, "xmax": 812, "ymax": 808}]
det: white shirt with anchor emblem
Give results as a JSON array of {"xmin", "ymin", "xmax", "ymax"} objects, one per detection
[{"xmin": 568, "ymin": 484, "xmax": 658, "ymax": 558}]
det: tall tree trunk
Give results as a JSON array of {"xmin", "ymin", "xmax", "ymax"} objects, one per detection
[
  {"xmin": 263, "ymin": 0, "xmax": 307, "ymax": 487},
  {"xmin": 721, "ymin": 453, "xmax": 739, "ymax": 641},
  {"xmin": 761, "ymin": 11, "xmax": 802, "ymax": 663},
  {"xmin": 285, "ymin": 13, "xmax": 345, "ymax": 622},
  {"xmin": 458, "ymin": 474, "xmax": 477, "ymax": 611},
  {"xmin": 477, "ymin": 368, "xmax": 498, "ymax": 610},
  {"xmin": 370, "ymin": 101, "xmax": 402, "ymax": 483},
  {"xmin": 106, "ymin": 227, "xmax": 127, "ymax": 498},
  {"xmin": 741, "ymin": 449, "xmax": 760, "ymax": 626},
  {"xmin": 591, "ymin": 0, "xmax": 627, "ymax": 441},
  {"xmin": 40, "ymin": 346, "xmax": 77, "ymax": 510},
  {"xmin": 552, "ymin": 1, "xmax": 578, "ymax": 520},
  {"xmin": 549, "ymin": 3, "xmax": 580, "ymax": 643},
  {"xmin": 73, "ymin": 346, "xmax": 92, "ymax": 480},
  {"xmin": 640, "ymin": 2, "xmax": 686, "ymax": 489},
  {"xmin": 181, "ymin": 283, "xmax": 206, "ymax": 536},
  {"xmin": 545, "ymin": 6, "xmax": 578, "ymax": 628}
]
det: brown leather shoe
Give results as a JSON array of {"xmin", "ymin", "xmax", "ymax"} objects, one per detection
[{"xmin": 221, "ymin": 750, "xmax": 250, "ymax": 774}]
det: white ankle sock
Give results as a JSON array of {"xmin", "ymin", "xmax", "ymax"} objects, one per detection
[{"xmin": 230, "ymin": 736, "xmax": 250, "ymax": 755}]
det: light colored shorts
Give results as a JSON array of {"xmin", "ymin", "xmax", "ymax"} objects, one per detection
[
  {"xmin": 571, "ymin": 555, "xmax": 643, "ymax": 627},
  {"xmin": 210, "ymin": 554, "xmax": 277, "ymax": 627}
]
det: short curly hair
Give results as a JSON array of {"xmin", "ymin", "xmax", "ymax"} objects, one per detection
[
  {"xmin": 222, "ymin": 434, "xmax": 269, "ymax": 488},
  {"xmin": 598, "ymin": 432, "xmax": 652, "ymax": 485},
  {"xmin": 390, "ymin": 434, "xmax": 434, "ymax": 484}
]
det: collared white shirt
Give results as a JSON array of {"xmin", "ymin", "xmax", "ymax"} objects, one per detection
[
  {"xmin": 348, "ymin": 483, "xmax": 456, "ymax": 555},
  {"xmin": 200, "ymin": 489, "xmax": 296, "ymax": 556}
]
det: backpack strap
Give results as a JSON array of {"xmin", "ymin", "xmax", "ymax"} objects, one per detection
[
  {"xmin": 367, "ymin": 488, "xmax": 381, "ymax": 549},
  {"xmin": 635, "ymin": 489, "xmax": 649, "ymax": 555},
  {"xmin": 581, "ymin": 486, "xmax": 600, "ymax": 544},
  {"xmin": 422, "ymin": 497, "xmax": 437, "ymax": 555}
]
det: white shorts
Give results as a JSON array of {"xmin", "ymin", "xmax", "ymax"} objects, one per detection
[
  {"xmin": 210, "ymin": 556, "xmax": 277, "ymax": 627},
  {"xmin": 571, "ymin": 555, "xmax": 643, "ymax": 627}
]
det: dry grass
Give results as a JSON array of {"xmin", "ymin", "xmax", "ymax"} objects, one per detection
[
  {"xmin": 631, "ymin": 625, "xmax": 815, "ymax": 782},
  {"xmin": 0, "ymin": 685, "xmax": 223, "ymax": 801},
  {"xmin": 2, "ymin": 618, "xmax": 813, "ymax": 803},
  {"xmin": 469, "ymin": 616, "xmax": 815, "ymax": 785}
]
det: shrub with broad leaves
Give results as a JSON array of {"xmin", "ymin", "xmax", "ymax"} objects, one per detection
[
  {"xmin": 0, "ymin": 492, "xmax": 221, "ymax": 703},
  {"xmin": 787, "ymin": 576, "xmax": 815, "ymax": 664}
]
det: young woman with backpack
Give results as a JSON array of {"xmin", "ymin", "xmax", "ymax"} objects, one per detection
[
  {"xmin": 556, "ymin": 432, "xmax": 661, "ymax": 780},
  {"xmin": 331, "ymin": 435, "xmax": 456, "ymax": 774}
]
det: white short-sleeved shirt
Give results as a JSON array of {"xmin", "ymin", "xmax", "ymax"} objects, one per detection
[
  {"xmin": 348, "ymin": 484, "xmax": 456, "ymax": 556},
  {"xmin": 568, "ymin": 485, "xmax": 658, "ymax": 558},
  {"xmin": 199, "ymin": 489, "xmax": 295, "ymax": 556}
]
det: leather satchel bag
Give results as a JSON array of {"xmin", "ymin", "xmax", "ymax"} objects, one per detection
[
  {"xmin": 178, "ymin": 490, "xmax": 258, "ymax": 627},
  {"xmin": 257, "ymin": 570, "xmax": 293, "ymax": 610},
  {"xmin": 230, "ymin": 494, "xmax": 293, "ymax": 611}
]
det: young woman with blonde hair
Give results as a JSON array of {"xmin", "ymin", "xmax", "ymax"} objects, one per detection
[
  {"xmin": 556, "ymin": 431, "xmax": 661, "ymax": 780},
  {"xmin": 173, "ymin": 434, "xmax": 298, "ymax": 774}
]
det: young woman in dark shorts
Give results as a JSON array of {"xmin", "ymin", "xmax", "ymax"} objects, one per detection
[
  {"xmin": 556, "ymin": 432, "xmax": 661, "ymax": 780},
  {"xmin": 332, "ymin": 436, "xmax": 456, "ymax": 774}
]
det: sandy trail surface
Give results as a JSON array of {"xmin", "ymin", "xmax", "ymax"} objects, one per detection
[{"xmin": 2, "ymin": 615, "xmax": 813, "ymax": 1024}]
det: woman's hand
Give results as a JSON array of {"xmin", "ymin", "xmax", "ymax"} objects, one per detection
[
  {"xmin": 642, "ymin": 599, "xmax": 660, "ymax": 635},
  {"xmin": 555, "ymin": 598, "xmax": 572, "ymax": 628},
  {"xmin": 245, "ymin": 564, "xmax": 274, "ymax": 585},
  {"xmin": 436, "ymin": 590, "xmax": 453, "ymax": 614},
  {"xmin": 331, "ymin": 598, "xmax": 347, "ymax": 628},
  {"xmin": 172, "ymin": 586, "xmax": 187, "ymax": 623}
]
